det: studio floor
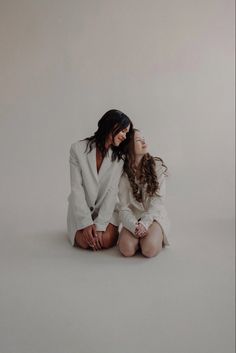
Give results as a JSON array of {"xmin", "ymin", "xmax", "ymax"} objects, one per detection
[{"xmin": 0, "ymin": 218, "xmax": 235, "ymax": 353}]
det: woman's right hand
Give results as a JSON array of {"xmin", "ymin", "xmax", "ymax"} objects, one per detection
[
  {"xmin": 95, "ymin": 231, "xmax": 104, "ymax": 250},
  {"xmin": 81, "ymin": 225, "xmax": 97, "ymax": 248}
]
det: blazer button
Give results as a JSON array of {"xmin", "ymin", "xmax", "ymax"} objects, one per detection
[{"xmin": 90, "ymin": 207, "xmax": 94, "ymax": 211}]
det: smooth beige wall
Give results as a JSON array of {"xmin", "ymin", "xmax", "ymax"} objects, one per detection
[{"xmin": 0, "ymin": 0, "xmax": 234, "ymax": 233}]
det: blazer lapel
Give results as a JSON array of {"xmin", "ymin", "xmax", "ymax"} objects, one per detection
[
  {"xmin": 87, "ymin": 143, "xmax": 99, "ymax": 183},
  {"xmin": 97, "ymin": 148, "xmax": 112, "ymax": 181}
]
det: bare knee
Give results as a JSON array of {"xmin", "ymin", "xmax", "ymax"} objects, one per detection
[
  {"xmin": 102, "ymin": 236, "xmax": 115, "ymax": 249},
  {"xmin": 141, "ymin": 244, "xmax": 162, "ymax": 258},
  {"xmin": 119, "ymin": 242, "xmax": 137, "ymax": 257},
  {"xmin": 74, "ymin": 231, "xmax": 89, "ymax": 249},
  {"xmin": 102, "ymin": 227, "xmax": 119, "ymax": 249}
]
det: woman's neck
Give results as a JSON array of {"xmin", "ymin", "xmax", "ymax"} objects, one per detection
[
  {"xmin": 134, "ymin": 155, "xmax": 143, "ymax": 169},
  {"xmin": 96, "ymin": 140, "xmax": 110, "ymax": 152}
]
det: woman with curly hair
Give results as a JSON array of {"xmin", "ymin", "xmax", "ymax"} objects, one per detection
[
  {"xmin": 67, "ymin": 109, "xmax": 133, "ymax": 251},
  {"xmin": 118, "ymin": 129, "xmax": 170, "ymax": 257}
]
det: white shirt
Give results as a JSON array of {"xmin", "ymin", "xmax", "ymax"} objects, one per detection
[{"xmin": 118, "ymin": 160, "xmax": 170, "ymax": 246}]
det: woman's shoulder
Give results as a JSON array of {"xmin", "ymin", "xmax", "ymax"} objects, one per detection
[
  {"xmin": 70, "ymin": 139, "xmax": 93, "ymax": 153},
  {"xmin": 119, "ymin": 172, "xmax": 130, "ymax": 186},
  {"xmin": 154, "ymin": 157, "xmax": 168, "ymax": 179},
  {"xmin": 118, "ymin": 173, "xmax": 133, "ymax": 198}
]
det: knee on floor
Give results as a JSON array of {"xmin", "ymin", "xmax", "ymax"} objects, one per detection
[
  {"xmin": 102, "ymin": 234, "xmax": 118, "ymax": 249},
  {"xmin": 119, "ymin": 243, "xmax": 136, "ymax": 257},
  {"xmin": 141, "ymin": 245, "xmax": 161, "ymax": 258},
  {"xmin": 74, "ymin": 233, "xmax": 89, "ymax": 249}
]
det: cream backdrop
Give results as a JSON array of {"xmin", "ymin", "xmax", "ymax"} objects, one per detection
[
  {"xmin": 0, "ymin": 0, "xmax": 234, "ymax": 236},
  {"xmin": 0, "ymin": 1, "xmax": 235, "ymax": 353}
]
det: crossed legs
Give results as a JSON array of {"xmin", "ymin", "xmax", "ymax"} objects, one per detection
[{"xmin": 118, "ymin": 221, "xmax": 164, "ymax": 258}]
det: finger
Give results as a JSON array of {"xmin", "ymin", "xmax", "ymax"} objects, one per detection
[
  {"xmin": 91, "ymin": 240, "xmax": 98, "ymax": 250},
  {"xmin": 93, "ymin": 236, "xmax": 101, "ymax": 250},
  {"xmin": 95, "ymin": 234, "xmax": 101, "ymax": 249},
  {"xmin": 95, "ymin": 233, "xmax": 101, "ymax": 248},
  {"xmin": 89, "ymin": 240, "xmax": 95, "ymax": 248},
  {"xmin": 98, "ymin": 235, "xmax": 104, "ymax": 248},
  {"xmin": 88, "ymin": 232, "xmax": 96, "ymax": 246},
  {"xmin": 98, "ymin": 234, "xmax": 104, "ymax": 248},
  {"xmin": 92, "ymin": 236, "xmax": 99, "ymax": 250},
  {"xmin": 86, "ymin": 233, "xmax": 95, "ymax": 248},
  {"xmin": 96, "ymin": 238, "xmax": 102, "ymax": 250}
]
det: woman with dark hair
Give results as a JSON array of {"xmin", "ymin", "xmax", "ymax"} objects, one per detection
[
  {"xmin": 118, "ymin": 129, "xmax": 170, "ymax": 258},
  {"xmin": 67, "ymin": 109, "xmax": 133, "ymax": 250}
]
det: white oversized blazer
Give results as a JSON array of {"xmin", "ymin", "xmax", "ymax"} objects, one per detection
[
  {"xmin": 118, "ymin": 160, "xmax": 170, "ymax": 246},
  {"xmin": 67, "ymin": 139, "xmax": 124, "ymax": 245}
]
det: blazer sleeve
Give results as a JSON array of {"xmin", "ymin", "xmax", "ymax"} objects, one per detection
[
  {"xmin": 139, "ymin": 165, "xmax": 167, "ymax": 230},
  {"xmin": 118, "ymin": 175, "xmax": 138, "ymax": 235},
  {"xmin": 68, "ymin": 143, "xmax": 93, "ymax": 230}
]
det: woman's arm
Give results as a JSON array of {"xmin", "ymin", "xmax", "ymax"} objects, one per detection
[
  {"xmin": 118, "ymin": 175, "xmax": 138, "ymax": 235},
  {"xmin": 139, "ymin": 169, "xmax": 167, "ymax": 230},
  {"xmin": 68, "ymin": 143, "xmax": 93, "ymax": 229}
]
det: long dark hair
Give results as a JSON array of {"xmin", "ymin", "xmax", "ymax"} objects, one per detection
[
  {"xmin": 84, "ymin": 109, "xmax": 134, "ymax": 161},
  {"xmin": 124, "ymin": 129, "xmax": 168, "ymax": 202}
]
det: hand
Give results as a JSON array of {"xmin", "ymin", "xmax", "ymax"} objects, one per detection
[
  {"xmin": 135, "ymin": 223, "xmax": 148, "ymax": 238},
  {"xmin": 92, "ymin": 230, "xmax": 104, "ymax": 250},
  {"xmin": 81, "ymin": 225, "xmax": 97, "ymax": 248},
  {"xmin": 95, "ymin": 231, "xmax": 104, "ymax": 250}
]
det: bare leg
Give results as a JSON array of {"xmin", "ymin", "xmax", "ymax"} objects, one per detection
[
  {"xmin": 102, "ymin": 223, "xmax": 119, "ymax": 249},
  {"xmin": 118, "ymin": 227, "xmax": 139, "ymax": 257},
  {"xmin": 74, "ymin": 230, "xmax": 90, "ymax": 249},
  {"xmin": 140, "ymin": 221, "xmax": 164, "ymax": 257}
]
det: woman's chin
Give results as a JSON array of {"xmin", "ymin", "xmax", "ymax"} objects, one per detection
[{"xmin": 114, "ymin": 141, "xmax": 121, "ymax": 147}]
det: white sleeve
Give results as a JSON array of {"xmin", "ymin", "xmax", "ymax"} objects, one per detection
[
  {"xmin": 139, "ymin": 167, "xmax": 167, "ymax": 230},
  {"xmin": 68, "ymin": 144, "xmax": 93, "ymax": 230},
  {"xmin": 118, "ymin": 175, "xmax": 138, "ymax": 235}
]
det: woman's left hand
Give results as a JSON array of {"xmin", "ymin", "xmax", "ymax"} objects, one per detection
[
  {"xmin": 95, "ymin": 231, "xmax": 104, "ymax": 249},
  {"xmin": 135, "ymin": 223, "xmax": 148, "ymax": 238}
]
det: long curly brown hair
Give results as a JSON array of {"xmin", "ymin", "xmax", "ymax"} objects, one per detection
[{"xmin": 123, "ymin": 129, "xmax": 168, "ymax": 203}]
